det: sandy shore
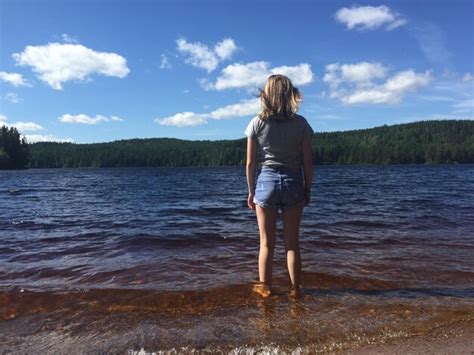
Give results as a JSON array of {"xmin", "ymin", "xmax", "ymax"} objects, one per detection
[{"xmin": 344, "ymin": 320, "xmax": 474, "ymax": 355}]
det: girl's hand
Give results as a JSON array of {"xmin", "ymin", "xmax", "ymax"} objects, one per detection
[{"xmin": 248, "ymin": 192, "xmax": 256, "ymax": 210}]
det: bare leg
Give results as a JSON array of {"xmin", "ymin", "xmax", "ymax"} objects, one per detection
[
  {"xmin": 255, "ymin": 205, "xmax": 278, "ymax": 286},
  {"xmin": 282, "ymin": 206, "xmax": 303, "ymax": 292}
]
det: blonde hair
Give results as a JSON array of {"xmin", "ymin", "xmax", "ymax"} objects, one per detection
[{"xmin": 258, "ymin": 74, "xmax": 302, "ymax": 121}]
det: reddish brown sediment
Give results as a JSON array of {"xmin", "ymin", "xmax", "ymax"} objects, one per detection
[
  {"xmin": 300, "ymin": 270, "xmax": 404, "ymax": 290},
  {"xmin": 1, "ymin": 282, "xmax": 473, "ymax": 353},
  {"xmin": 0, "ymin": 272, "xmax": 415, "ymax": 322},
  {"xmin": 0, "ymin": 284, "xmax": 256, "ymax": 321}
]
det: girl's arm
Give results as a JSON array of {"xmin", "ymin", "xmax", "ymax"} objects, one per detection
[
  {"xmin": 302, "ymin": 135, "xmax": 313, "ymax": 205},
  {"xmin": 246, "ymin": 137, "xmax": 257, "ymax": 210}
]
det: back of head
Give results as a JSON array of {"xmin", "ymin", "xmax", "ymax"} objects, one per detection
[{"xmin": 258, "ymin": 74, "xmax": 301, "ymax": 121}]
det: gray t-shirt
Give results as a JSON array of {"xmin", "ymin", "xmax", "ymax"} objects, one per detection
[{"xmin": 244, "ymin": 114, "xmax": 314, "ymax": 169}]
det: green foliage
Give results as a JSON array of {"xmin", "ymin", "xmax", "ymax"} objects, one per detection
[
  {"xmin": 313, "ymin": 120, "xmax": 474, "ymax": 165},
  {"xmin": 0, "ymin": 125, "xmax": 29, "ymax": 169},
  {"xmin": 27, "ymin": 120, "xmax": 474, "ymax": 168}
]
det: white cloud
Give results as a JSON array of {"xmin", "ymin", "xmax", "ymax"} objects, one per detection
[
  {"xmin": 0, "ymin": 114, "xmax": 44, "ymax": 132},
  {"xmin": 463, "ymin": 73, "xmax": 473, "ymax": 82},
  {"xmin": 4, "ymin": 92, "xmax": 23, "ymax": 104},
  {"xmin": 61, "ymin": 33, "xmax": 79, "ymax": 44},
  {"xmin": 197, "ymin": 77, "xmax": 215, "ymax": 91},
  {"xmin": 59, "ymin": 113, "xmax": 124, "ymax": 125},
  {"xmin": 13, "ymin": 43, "xmax": 130, "ymax": 90},
  {"xmin": 0, "ymin": 71, "xmax": 29, "ymax": 87},
  {"xmin": 383, "ymin": 70, "xmax": 431, "ymax": 92},
  {"xmin": 209, "ymin": 61, "xmax": 314, "ymax": 90},
  {"xmin": 11, "ymin": 121, "xmax": 44, "ymax": 132},
  {"xmin": 213, "ymin": 61, "xmax": 269, "ymax": 90},
  {"xmin": 176, "ymin": 37, "xmax": 238, "ymax": 72},
  {"xmin": 323, "ymin": 62, "xmax": 388, "ymax": 91},
  {"xmin": 342, "ymin": 62, "xmax": 387, "ymax": 83},
  {"xmin": 324, "ymin": 62, "xmax": 432, "ymax": 105},
  {"xmin": 159, "ymin": 54, "xmax": 172, "ymax": 69},
  {"xmin": 156, "ymin": 98, "xmax": 261, "ymax": 127},
  {"xmin": 214, "ymin": 38, "xmax": 238, "ymax": 60},
  {"xmin": 0, "ymin": 114, "xmax": 72, "ymax": 142},
  {"xmin": 209, "ymin": 98, "xmax": 260, "ymax": 119},
  {"xmin": 271, "ymin": 64, "xmax": 314, "ymax": 86},
  {"xmin": 335, "ymin": 5, "xmax": 406, "ymax": 31},
  {"xmin": 156, "ymin": 112, "xmax": 208, "ymax": 127},
  {"xmin": 23, "ymin": 134, "xmax": 74, "ymax": 143},
  {"xmin": 176, "ymin": 38, "xmax": 219, "ymax": 72}
]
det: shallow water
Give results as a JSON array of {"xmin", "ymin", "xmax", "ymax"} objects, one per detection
[{"xmin": 1, "ymin": 165, "xmax": 473, "ymax": 352}]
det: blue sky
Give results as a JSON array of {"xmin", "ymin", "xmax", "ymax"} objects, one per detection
[{"xmin": 0, "ymin": 0, "xmax": 473, "ymax": 143}]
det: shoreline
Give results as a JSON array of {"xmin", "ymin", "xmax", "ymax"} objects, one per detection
[
  {"xmin": 344, "ymin": 320, "xmax": 474, "ymax": 354},
  {"xmin": 2, "ymin": 310, "xmax": 473, "ymax": 353}
]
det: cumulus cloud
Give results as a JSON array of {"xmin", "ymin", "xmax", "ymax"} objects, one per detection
[
  {"xmin": 0, "ymin": 114, "xmax": 45, "ymax": 134},
  {"xmin": 13, "ymin": 43, "xmax": 130, "ymax": 90},
  {"xmin": 23, "ymin": 134, "xmax": 74, "ymax": 143},
  {"xmin": 155, "ymin": 98, "xmax": 260, "ymax": 127},
  {"xmin": 0, "ymin": 71, "xmax": 29, "ymax": 87},
  {"xmin": 4, "ymin": 92, "xmax": 23, "ymax": 104},
  {"xmin": 209, "ymin": 98, "xmax": 260, "ymax": 120},
  {"xmin": 156, "ymin": 112, "xmax": 209, "ymax": 127},
  {"xmin": 324, "ymin": 62, "xmax": 432, "ymax": 104},
  {"xmin": 176, "ymin": 37, "xmax": 238, "ymax": 72},
  {"xmin": 335, "ymin": 5, "xmax": 406, "ymax": 31},
  {"xmin": 323, "ymin": 62, "xmax": 387, "ymax": 90},
  {"xmin": 213, "ymin": 62, "xmax": 269, "ymax": 90},
  {"xmin": 10, "ymin": 121, "xmax": 44, "ymax": 132},
  {"xmin": 0, "ymin": 114, "xmax": 73, "ymax": 142},
  {"xmin": 207, "ymin": 62, "xmax": 314, "ymax": 90},
  {"xmin": 271, "ymin": 64, "xmax": 314, "ymax": 86},
  {"xmin": 214, "ymin": 38, "xmax": 238, "ymax": 60},
  {"xmin": 59, "ymin": 113, "xmax": 123, "ymax": 125}
]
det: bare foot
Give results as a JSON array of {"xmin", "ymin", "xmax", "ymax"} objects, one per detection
[
  {"xmin": 289, "ymin": 284, "xmax": 301, "ymax": 298},
  {"xmin": 252, "ymin": 282, "xmax": 272, "ymax": 298}
]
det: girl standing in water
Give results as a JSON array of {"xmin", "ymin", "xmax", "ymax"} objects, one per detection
[{"xmin": 245, "ymin": 74, "xmax": 314, "ymax": 298}]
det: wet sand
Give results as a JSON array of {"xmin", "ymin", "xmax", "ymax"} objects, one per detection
[{"xmin": 345, "ymin": 320, "xmax": 474, "ymax": 354}]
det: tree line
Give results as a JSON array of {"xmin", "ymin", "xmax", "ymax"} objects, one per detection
[
  {"xmin": 1, "ymin": 120, "xmax": 473, "ymax": 170},
  {"xmin": 0, "ymin": 125, "xmax": 29, "ymax": 169}
]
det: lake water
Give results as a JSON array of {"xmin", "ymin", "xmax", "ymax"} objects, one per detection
[{"xmin": 1, "ymin": 165, "xmax": 473, "ymax": 353}]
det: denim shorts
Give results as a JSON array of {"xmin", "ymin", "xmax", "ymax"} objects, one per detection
[{"xmin": 253, "ymin": 166, "xmax": 305, "ymax": 210}]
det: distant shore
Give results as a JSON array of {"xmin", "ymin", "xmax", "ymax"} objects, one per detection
[{"xmin": 22, "ymin": 120, "xmax": 474, "ymax": 169}]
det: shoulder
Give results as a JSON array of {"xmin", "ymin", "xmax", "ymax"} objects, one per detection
[
  {"xmin": 290, "ymin": 114, "xmax": 310, "ymax": 127},
  {"xmin": 292, "ymin": 113, "xmax": 308, "ymax": 122},
  {"xmin": 244, "ymin": 116, "xmax": 262, "ymax": 138},
  {"xmin": 249, "ymin": 115, "xmax": 260, "ymax": 124},
  {"xmin": 247, "ymin": 116, "xmax": 262, "ymax": 129},
  {"xmin": 293, "ymin": 114, "xmax": 314, "ymax": 136}
]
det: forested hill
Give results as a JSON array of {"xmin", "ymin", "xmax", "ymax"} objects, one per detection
[{"xmin": 27, "ymin": 120, "xmax": 474, "ymax": 168}]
